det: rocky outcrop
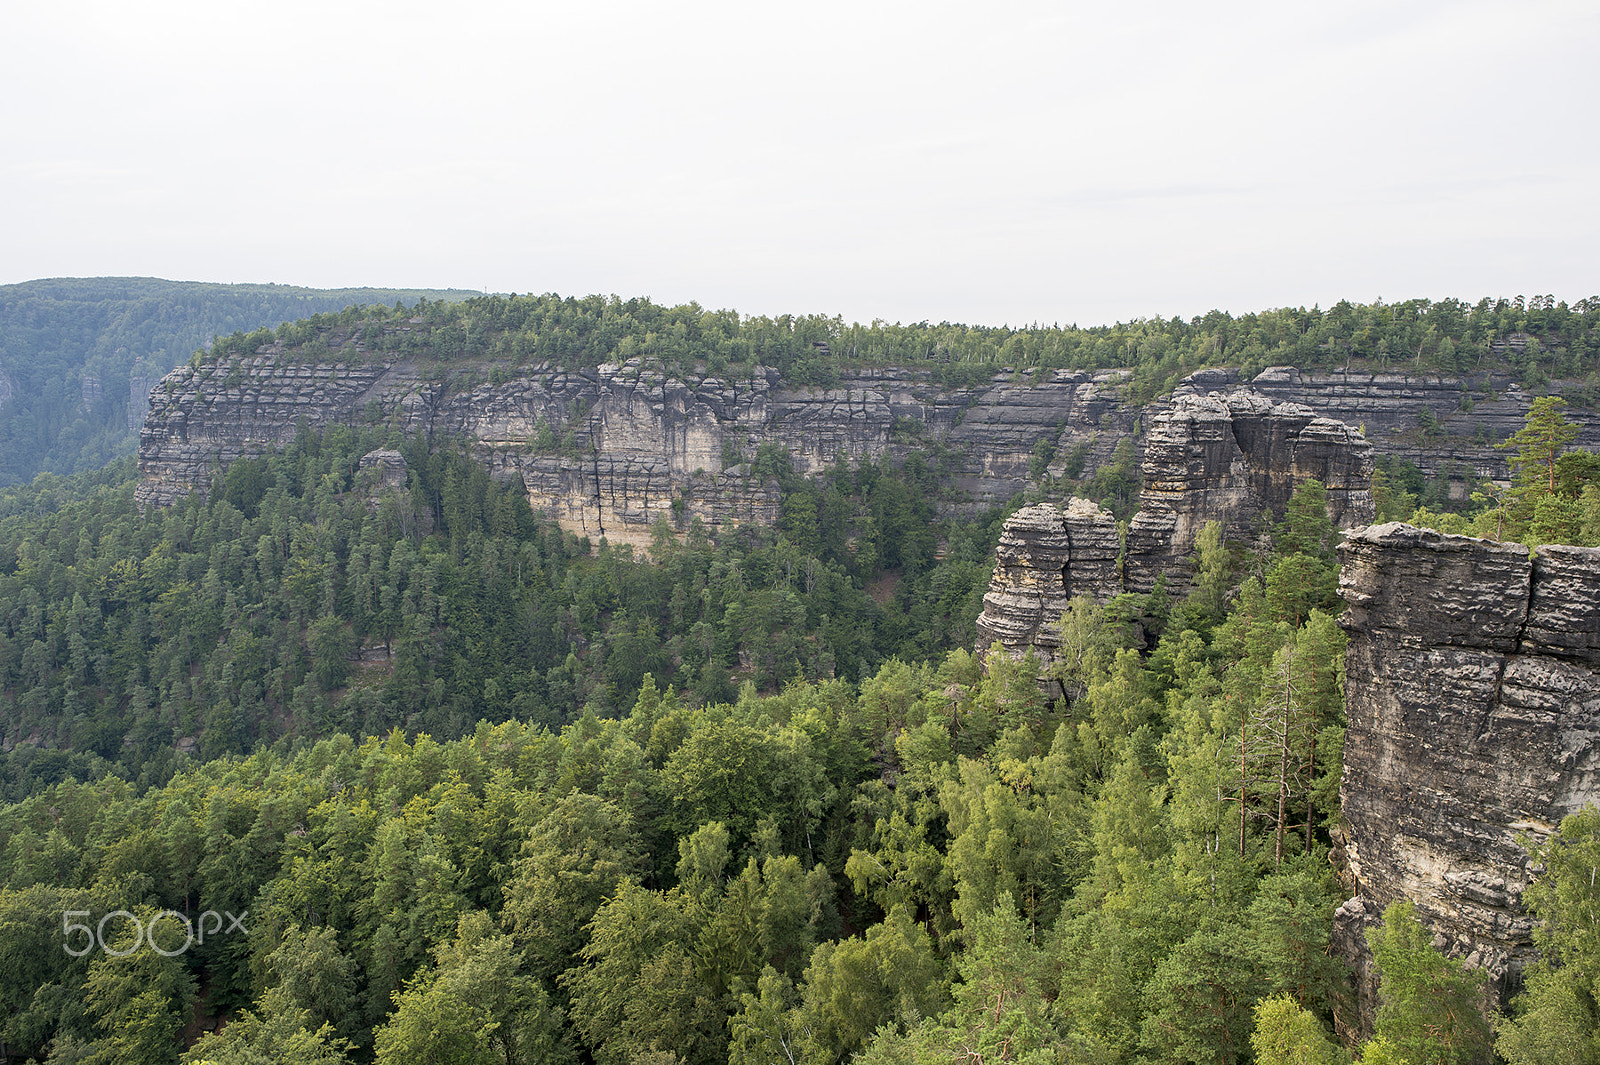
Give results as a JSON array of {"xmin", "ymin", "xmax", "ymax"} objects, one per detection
[
  {"xmin": 357, "ymin": 449, "xmax": 409, "ymax": 490},
  {"xmin": 1123, "ymin": 391, "xmax": 1373, "ymax": 594},
  {"xmin": 973, "ymin": 388, "xmax": 1374, "ymax": 669},
  {"xmin": 136, "ymin": 344, "xmax": 1139, "ymax": 549},
  {"xmin": 141, "ymin": 341, "xmax": 1587, "ymax": 571},
  {"xmin": 136, "ymin": 357, "xmax": 410, "ymax": 508},
  {"xmin": 1334, "ymin": 523, "xmax": 1600, "ymax": 1029},
  {"xmin": 974, "ymin": 499, "xmax": 1121, "ymax": 690},
  {"xmin": 1248, "ymin": 366, "xmax": 1600, "ymax": 497}
]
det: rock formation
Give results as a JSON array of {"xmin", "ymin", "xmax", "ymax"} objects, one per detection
[
  {"xmin": 136, "ymin": 344, "xmax": 1139, "ymax": 549},
  {"xmin": 975, "ymin": 388, "xmax": 1374, "ymax": 674},
  {"xmin": 357, "ymin": 448, "xmax": 409, "ymax": 491},
  {"xmin": 1248, "ymin": 366, "xmax": 1600, "ymax": 499},
  {"xmin": 1334, "ymin": 523, "xmax": 1600, "ymax": 1028},
  {"xmin": 1123, "ymin": 391, "xmax": 1373, "ymax": 594},
  {"xmin": 974, "ymin": 499, "xmax": 1121, "ymax": 690},
  {"xmin": 142, "ymin": 336, "xmax": 1596, "ymax": 588}
]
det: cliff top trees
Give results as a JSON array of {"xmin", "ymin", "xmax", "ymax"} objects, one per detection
[
  {"xmin": 1483, "ymin": 396, "xmax": 1600, "ymax": 546},
  {"xmin": 1502, "ymin": 395, "xmax": 1579, "ymax": 496}
]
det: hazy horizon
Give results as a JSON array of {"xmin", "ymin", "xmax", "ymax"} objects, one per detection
[{"xmin": 7, "ymin": 0, "xmax": 1596, "ymax": 328}]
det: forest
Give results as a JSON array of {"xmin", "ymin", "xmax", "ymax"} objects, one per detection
[
  {"xmin": 2, "ymin": 290, "xmax": 1600, "ymax": 1063},
  {"xmin": 0, "ymin": 447, "xmax": 1371, "ymax": 1064},
  {"xmin": 0, "ymin": 279, "xmax": 478, "ymax": 486},
  {"xmin": 209, "ymin": 291, "xmax": 1600, "ymax": 409}
]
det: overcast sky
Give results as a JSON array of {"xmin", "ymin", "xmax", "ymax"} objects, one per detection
[{"xmin": 5, "ymin": 0, "xmax": 1597, "ymax": 327}]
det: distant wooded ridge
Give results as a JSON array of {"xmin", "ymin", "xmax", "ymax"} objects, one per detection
[{"xmin": 0, "ymin": 278, "xmax": 481, "ymax": 487}]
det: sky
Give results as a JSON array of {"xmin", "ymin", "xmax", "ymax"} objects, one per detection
[{"xmin": 5, "ymin": 0, "xmax": 1597, "ymax": 328}]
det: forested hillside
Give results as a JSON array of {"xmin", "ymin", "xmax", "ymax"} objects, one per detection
[
  {"xmin": 0, "ymin": 433, "xmax": 1000, "ymax": 797},
  {"xmin": 2, "ymin": 290, "xmax": 1600, "ymax": 1063},
  {"xmin": 0, "ymin": 279, "xmax": 479, "ymax": 485},
  {"xmin": 0, "ymin": 459, "xmax": 1375, "ymax": 1063}
]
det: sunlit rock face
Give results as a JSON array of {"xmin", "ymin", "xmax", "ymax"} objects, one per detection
[{"xmin": 1334, "ymin": 523, "xmax": 1600, "ymax": 1033}]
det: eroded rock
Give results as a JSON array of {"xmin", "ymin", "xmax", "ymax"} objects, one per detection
[
  {"xmin": 974, "ymin": 499, "xmax": 1121, "ymax": 689},
  {"xmin": 136, "ymin": 352, "xmax": 1137, "ymax": 550},
  {"xmin": 1124, "ymin": 391, "xmax": 1372, "ymax": 594},
  {"xmin": 1335, "ymin": 524, "xmax": 1600, "ymax": 1033}
]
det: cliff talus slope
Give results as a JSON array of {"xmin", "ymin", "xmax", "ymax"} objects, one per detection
[{"xmin": 1335, "ymin": 523, "xmax": 1600, "ymax": 1021}]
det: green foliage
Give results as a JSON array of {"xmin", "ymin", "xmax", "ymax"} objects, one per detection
[
  {"xmin": 0, "ymin": 369, "xmax": 1497, "ymax": 1064},
  {"xmin": 0, "ymin": 278, "xmax": 476, "ymax": 487},
  {"xmin": 1497, "ymin": 808, "xmax": 1600, "ymax": 1065},
  {"xmin": 795, "ymin": 906, "xmax": 948, "ymax": 1063},
  {"xmin": 1250, "ymin": 994, "xmax": 1341, "ymax": 1065},
  {"xmin": 183, "ymin": 985, "xmax": 354, "ymax": 1065},
  {"xmin": 0, "ymin": 501, "xmax": 1368, "ymax": 1065},
  {"xmin": 1365, "ymin": 901, "xmax": 1491, "ymax": 1065},
  {"xmin": 1496, "ymin": 394, "xmax": 1578, "ymax": 521},
  {"xmin": 500, "ymin": 792, "xmax": 643, "ymax": 981},
  {"xmin": 374, "ymin": 912, "xmax": 573, "ymax": 1065},
  {"xmin": 0, "ymin": 427, "xmax": 1009, "ymax": 793}
]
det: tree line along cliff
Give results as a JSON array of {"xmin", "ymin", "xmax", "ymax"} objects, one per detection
[{"xmin": 133, "ymin": 292, "xmax": 1600, "ymax": 555}]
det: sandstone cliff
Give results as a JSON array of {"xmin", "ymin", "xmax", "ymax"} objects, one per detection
[
  {"xmin": 1334, "ymin": 523, "xmax": 1600, "ymax": 1027},
  {"xmin": 136, "ymin": 345, "xmax": 1139, "ymax": 549},
  {"xmin": 973, "ymin": 499, "xmax": 1121, "ymax": 691},
  {"xmin": 139, "ymin": 340, "xmax": 1587, "ymax": 576},
  {"xmin": 974, "ymin": 388, "xmax": 1374, "ymax": 677},
  {"xmin": 1229, "ymin": 366, "xmax": 1600, "ymax": 499},
  {"xmin": 1124, "ymin": 391, "xmax": 1373, "ymax": 594}
]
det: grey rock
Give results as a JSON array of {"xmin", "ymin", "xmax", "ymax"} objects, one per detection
[
  {"xmin": 137, "ymin": 353, "xmax": 1132, "ymax": 551},
  {"xmin": 975, "ymin": 498, "xmax": 1121, "ymax": 690},
  {"xmin": 1336, "ymin": 524, "xmax": 1600, "ymax": 1036},
  {"xmin": 1124, "ymin": 390, "xmax": 1373, "ymax": 595}
]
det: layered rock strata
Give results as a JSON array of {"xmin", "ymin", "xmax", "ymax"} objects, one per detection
[
  {"xmin": 1248, "ymin": 366, "xmax": 1600, "ymax": 494},
  {"xmin": 1123, "ymin": 391, "xmax": 1373, "ymax": 594},
  {"xmin": 136, "ymin": 347, "xmax": 1138, "ymax": 550},
  {"xmin": 974, "ymin": 499, "xmax": 1121, "ymax": 691},
  {"xmin": 1334, "ymin": 523, "xmax": 1600, "ymax": 1028}
]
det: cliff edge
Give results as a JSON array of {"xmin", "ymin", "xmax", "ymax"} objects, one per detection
[{"xmin": 1335, "ymin": 523, "xmax": 1600, "ymax": 1029}]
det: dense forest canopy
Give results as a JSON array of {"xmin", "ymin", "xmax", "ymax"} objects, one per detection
[
  {"xmin": 0, "ymin": 432, "xmax": 1002, "ymax": 797},
  {"xmin": 0, "ymin": 446, "xmax": 1375, "ymax": 1063},
  {"xmin": 3, "ymin": 287, "xmax": 1600, "ymax": 1063}
]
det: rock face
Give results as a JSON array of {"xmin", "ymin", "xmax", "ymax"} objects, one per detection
[
  {"xmin": 141, "ymin": 346, "xmax": 1583, "ymax": 575},
  {"xmin": 1247, "ymin": 366, "xmax": 1600, "ymax": 498},
  {"xmin": 357, "ymin": 449, "xmax": 409, "ymax": 490},
  {"xmin": 136, "ymin": 348, "xmax": 1140, "ymax": 549},
  {"xmin": 974, "ymin": 499, "xmax": 1121, "ymax": 690},
  {"xmin": 1334, "ymin": 523, "xmax": 1600, "ymax": 1029},
  {"xmin": 1123, "ymin": 391, "xmax": 1373, "ymax": 594},
  {"xmin": 975, "ymin": 388, "xmax": 1374, "ymax": 675}
]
